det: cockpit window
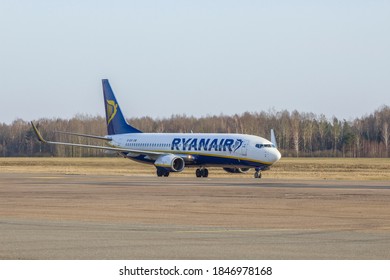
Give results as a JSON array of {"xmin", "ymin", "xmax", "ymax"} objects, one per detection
[{"xmin": 255, "ymin": 143, "xmax": 275, "ymax": 149}]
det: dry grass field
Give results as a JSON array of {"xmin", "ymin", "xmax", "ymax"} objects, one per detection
[{"xmin": 0, "ymin": 157, "xmax": 389, "ymax": 180}]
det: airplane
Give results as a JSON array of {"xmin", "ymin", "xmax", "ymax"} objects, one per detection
[{"xmin": 31, "ymin": 79, "xmax": 281, "ymax": 178}]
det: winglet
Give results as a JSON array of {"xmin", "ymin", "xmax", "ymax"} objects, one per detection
[
  {"xmin": 31, "ymin": 122, "xmax": 47, "ymax": 143},
  {"xmin": 270, "ymin": 129, "xmax": 277, "ymax": 148}
]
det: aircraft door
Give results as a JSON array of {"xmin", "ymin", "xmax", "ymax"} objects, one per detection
[
  {"xmin": 238, "ymin": 140, "xmax": 248, "ymax": 156},
  {"xmin": 233, "ymin": 139, "xmax": 248, "ymax": 156},
  {"xmin": 240, "ymin": 140, "xmax": 248, "ymax": 156}
]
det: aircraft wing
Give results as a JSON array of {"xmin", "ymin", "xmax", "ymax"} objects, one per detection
[
  {"xmin": 54, "ymin": 130, "xmax": 113, "ymax": 141},
  {"xmin": 31, "ymin": 122, "xmax": 167, "ymax": 158}
]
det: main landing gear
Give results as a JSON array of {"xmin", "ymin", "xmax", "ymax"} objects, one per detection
[
  {"xmin": 156, "ymin": 168, "xmax": 170, "ymax": 177},
  {"xmin": 196, "ymin": 168, "xmax": 209, "ymax": 178}
]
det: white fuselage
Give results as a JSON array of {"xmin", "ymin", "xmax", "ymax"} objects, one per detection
[{"xmin": 108, "ymin": 132, "xmax": 281, "ymax": 168}]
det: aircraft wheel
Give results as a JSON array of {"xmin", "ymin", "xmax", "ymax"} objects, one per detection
[
  {"xmin": 254, "ymin": 171, "xmax": 262, "ymax": 179},
  {"xmin": 196, "ymin": 168, "xmax": 209, "ymax": 178},
  {"xmin": 163, "ymin": 171, "xmax": 170, "ymax": 177},
  {"xmin": 157, "ymin": 168, "xmax": 165, "ymax": 177}
]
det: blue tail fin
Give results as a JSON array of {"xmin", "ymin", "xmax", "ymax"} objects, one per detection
[{"xmin": 102, "ymin": 79, "xmax": 142, "ymax": 135}]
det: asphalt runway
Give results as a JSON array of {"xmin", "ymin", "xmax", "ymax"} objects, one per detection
[{"xmin": 0, "ymin": 173, "xmax": 389, "ymax": 259}]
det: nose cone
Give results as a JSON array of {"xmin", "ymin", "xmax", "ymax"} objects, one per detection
[{"xmin": 271, "ymin": 149, "xmax": 282, "ymax": 163}]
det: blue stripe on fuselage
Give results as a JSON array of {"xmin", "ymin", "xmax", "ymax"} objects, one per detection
[{"xmin": 124, "ymin": 152, "xmax": 271, "ymax": 169}]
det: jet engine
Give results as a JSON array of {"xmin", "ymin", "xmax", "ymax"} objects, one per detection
[
  {"xmin": 223, "ymin": 167, "xmax": 250, "ymax": 174},
  {"xmin": 154, "ymin": 154, "xmax": 185, "ymax": 172}
]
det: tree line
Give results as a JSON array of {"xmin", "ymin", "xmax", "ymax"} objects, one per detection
[{"xmin": 1, "ymin": 106, "xmax": 389, "ymax": 158}]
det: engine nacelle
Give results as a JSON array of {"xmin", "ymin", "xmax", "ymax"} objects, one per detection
[
  {"xmin": 223, "ymin": 167, "xmax": 250, "ymax": 174},
  {"xmin": 154, "ymin": 154, "xmax": 185, "ymax": 172}
]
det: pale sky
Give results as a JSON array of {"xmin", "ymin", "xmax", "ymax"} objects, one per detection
[{"xmin": 1, "ymin": 0, "xmax": 389, "ymax": 124}]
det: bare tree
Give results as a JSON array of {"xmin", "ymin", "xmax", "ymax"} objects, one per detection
[{"xmin": 290, "ymin": 110, "xmax": 301, "ymax": 157}]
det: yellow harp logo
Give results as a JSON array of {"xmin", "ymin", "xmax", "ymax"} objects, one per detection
[{"xmin": 106, "ymin": 100, "xmax": 118, "ymax": 125}]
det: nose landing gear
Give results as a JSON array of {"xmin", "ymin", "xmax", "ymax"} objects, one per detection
[{"xmin": 254, "ymin": 168, "xmax": 262, "ymax": 179}]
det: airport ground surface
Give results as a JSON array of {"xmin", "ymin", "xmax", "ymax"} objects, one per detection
[{"xmin": 0, "ymin": 158, "xmax": 389, "ymax": 259}]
